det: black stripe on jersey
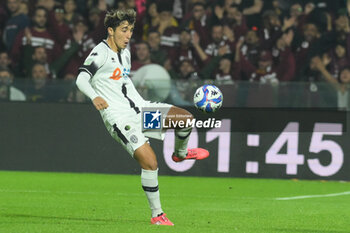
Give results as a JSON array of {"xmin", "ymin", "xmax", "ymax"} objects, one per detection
[
  {"xmin": 78, "ymin": 68, "xmax": 92, "ymax": 77},
  {"xmin": 117, "ymin": 53, "xmax": 123, "ymax": 65},
  {"xmin": 102, "ymin": 40, "xmax": 111, "ymax": 48},
  {"xmin": 122, "ymin": 84, "xmax": 140, "ymax": 114},
  {"xmin": 142, "ymin": 185, "xmax": 159, "ymax": 192},
  {"xmin": 79, "ymin": 62, "xmax": 98, "ymax": 77},
  {"xmin": 113, "ymin": 124, "xmax": 128, "ymax": 144}
]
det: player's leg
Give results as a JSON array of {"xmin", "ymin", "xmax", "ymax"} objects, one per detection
[
  {"xmin": 134, "ymin": 142, "xmax": 174, "ymax": 226},
  {"xmin": 165, "ymin": 106, "xmax": 209, "ymax": 162}
]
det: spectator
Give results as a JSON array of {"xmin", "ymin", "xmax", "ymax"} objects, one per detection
[
  {"xmin": 63, "ymin": 0, "xmax": 81, "ymax": 29},
  {"xmin": 142, "ymin": 0, "xmax": 160, "ymax": 41},
  {"xmin": 262, "ymin": 0, "xmax": 283, "ymax": 17},
  {"xmin": 22, "ymin": 20, "xmax": 83, "ymax": 79},
  {"xmin": 0, "ymin": 50, "xmax": 12, "ymax": 70},
  {"xmin": 311, "ymin": 56, "xmax": 350, "ymax": 110},
  {"xmin": 220, "ymin": 0, "xmax": 263, "ymax": 28},
  {"xmin": 260, "ymin": 9, "xmax": 298, "ymax": 50},
  {"xmin": 0, "ymin": 67, "xmax": 26, "ymax": 101},
  {"xmin": 63, "ymin": 16, "xmax": 95, "ymax": 79},
  {"xmin": 170, "ymin": 45, "xmax": 227, "ymax": 81},
  {"xmin": 294, "ymin": 23, "xmax": 321, "ymax": 77},
  {"xmin": 213, "ymin": 3, "xmax": 248, "ymax": 40},
  {"xmin": 234, "ymin": 38, "xmax": 278, "ymax": 83},
  {"xmin": 334, "ymin": 13, "xmax": 350, "ymax": 55},
  {"xmin": 259, "ymin": 10, "xmax": 282, "ymax": 50},
  {"xmin": 25, "ymin": 63, "xmax": 58, "ymax": 102},
  {"xmin": 11, "ymin": 6, "xmax": 61, "ymax": 68},
  {"xmin": 22, "ymin": 42, "xmax": 79, "ymax": 79},
  {"xmin": 154, "ymin": 2, "xmax": 180, "ymax": 50},
  {"xmin": 36, "ymin": 0, "xmax": 56, "ymax": 12},
  {"xmin": 321, "ymin": 43, "xmax": 350, "ymax": 78},
  {"xmin": 240, "ymin": 29, "xmax": 261, "ymax": 67},
  {"xmin": 48, "ymin": 5, "xmax": 71, "ymax": 47},
  {"xmin": 272, "ymin": 30, "xmax": 296, "ymax": 81},
  {"xmin": 213, "ymin": 53, "xmax": 235, "ymax": 83},
  {"xmin": 168, "ymin": 28, "xmax": 200, "ymax": 69},
  {"xmin": 3, "ymin": 0, "xmax": 30, "ymax": 51},
  {"xmin": 88, "ymin": 7, "xmax": 107, "ymax": 45},
  {"xmin": 204, "ymin": 24, "xmax": 234, "ymax": 57},
  {"xmin": 190, "ymin": 30, "xmax": 209, "ymax": 66},
  {"xmin": 147, "ymin": 30, "xmax": 168, "ymax": 66},
  {"xmin": 175, "ymin": 59, "xmax": 198, "ymax": 80},
  {"xmin": 131, "ymin": 41, "xmax": 152, "ymax": 74},
  {"xmin": 181, "ymin": 2, "xmax": 211, "ymax": 47},
  {"xmin": 289, "ymin": 2, "xmax": 308, "ymax": 32}
]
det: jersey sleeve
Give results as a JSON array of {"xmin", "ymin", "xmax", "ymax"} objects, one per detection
[
  {"xmin": 76, "ymin": 71, "xmax": 99, "ymax": 100},
  {"xmin": 78, "ymin": 45, "xmax": 108, "ymax": 77}
]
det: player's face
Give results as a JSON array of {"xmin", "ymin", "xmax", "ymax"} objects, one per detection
[{"xmin": 110, "ymin": 21, "xmax": 134, "ymax": 51}]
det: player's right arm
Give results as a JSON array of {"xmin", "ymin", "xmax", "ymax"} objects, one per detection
[
  {"xmin": 76, "ymin": 44, "xmax": 109, "ymax": 110},
  {"xmin": 76, "ymin": 72, "xmax": 109, "ymax": 110}
]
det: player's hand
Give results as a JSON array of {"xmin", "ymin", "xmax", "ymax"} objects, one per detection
[{"xmin": 92, "ymin": 96, "xmax": 109, "ymax": 110}]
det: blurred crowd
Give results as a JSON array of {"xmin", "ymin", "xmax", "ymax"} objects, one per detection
[{"xmin": 0, "ymin": 0, "xmax": 350, "ymax": 106}]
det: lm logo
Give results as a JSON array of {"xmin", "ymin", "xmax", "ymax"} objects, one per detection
[
  {"xmin": 143, "ymin": 110, "xmax": 161, "ymax": 129},
  {"xmin": 110, "ymin": 68, "xmax": 130, "ymax": 80}
]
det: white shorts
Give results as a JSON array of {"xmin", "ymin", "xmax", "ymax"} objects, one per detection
[{"xmin": 100, "ymin": 101, "xmax": 172, "ymax": 156}]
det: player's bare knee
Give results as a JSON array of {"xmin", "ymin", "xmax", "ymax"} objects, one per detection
[{"xmin": 144, "ymin": 161, "xmax": 158, "ymax": 170}]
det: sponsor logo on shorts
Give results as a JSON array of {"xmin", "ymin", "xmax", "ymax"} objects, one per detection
[
  {"xmin": 143, "ymin": 110, "xmax": 162, "ymax": 129},
  {"xmin": 130, "ymin": 134, "xmax": 138, "ymax": 144}
]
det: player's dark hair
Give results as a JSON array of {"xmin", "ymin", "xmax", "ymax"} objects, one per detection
[{"xmin": 104, "ymin": 8, "xmax": 136, "ymax": 30}]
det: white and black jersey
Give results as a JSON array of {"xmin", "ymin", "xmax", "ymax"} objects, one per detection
[
  {"xmin": 79, "ymin": 40, "xmax": 144, "ymax": 116},
  {"xmin": 76, "ymin": 40, "xmax": 172, "ymax": 156}
]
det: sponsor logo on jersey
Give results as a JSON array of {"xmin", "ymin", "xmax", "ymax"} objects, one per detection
[{"xmin": 109, "ymin": 68, "xmax": 130, "ymax": 80}]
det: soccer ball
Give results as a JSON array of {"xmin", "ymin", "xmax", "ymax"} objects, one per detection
[{"xmin": 193, "ymin": 84, "xmax": 223, "ymax": 113}]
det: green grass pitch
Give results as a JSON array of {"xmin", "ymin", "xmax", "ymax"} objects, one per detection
[{"xmin": 0, "ymin": 171, "xmax": 349, "ymax": 233}]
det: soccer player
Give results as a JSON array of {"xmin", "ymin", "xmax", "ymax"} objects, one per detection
[{"xmin": 75, "ymin": 8, "xmax": 209, "ymax": 226}]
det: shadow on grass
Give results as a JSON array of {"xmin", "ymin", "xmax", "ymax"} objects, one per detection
[{"xmin": 1, "ymin": 213, "xmax": 146, "ymax": 224}]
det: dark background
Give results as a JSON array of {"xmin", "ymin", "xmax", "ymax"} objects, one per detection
[{"xmin": 0, "ymin": 102, "xmax": 349, "ymax": 180}]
